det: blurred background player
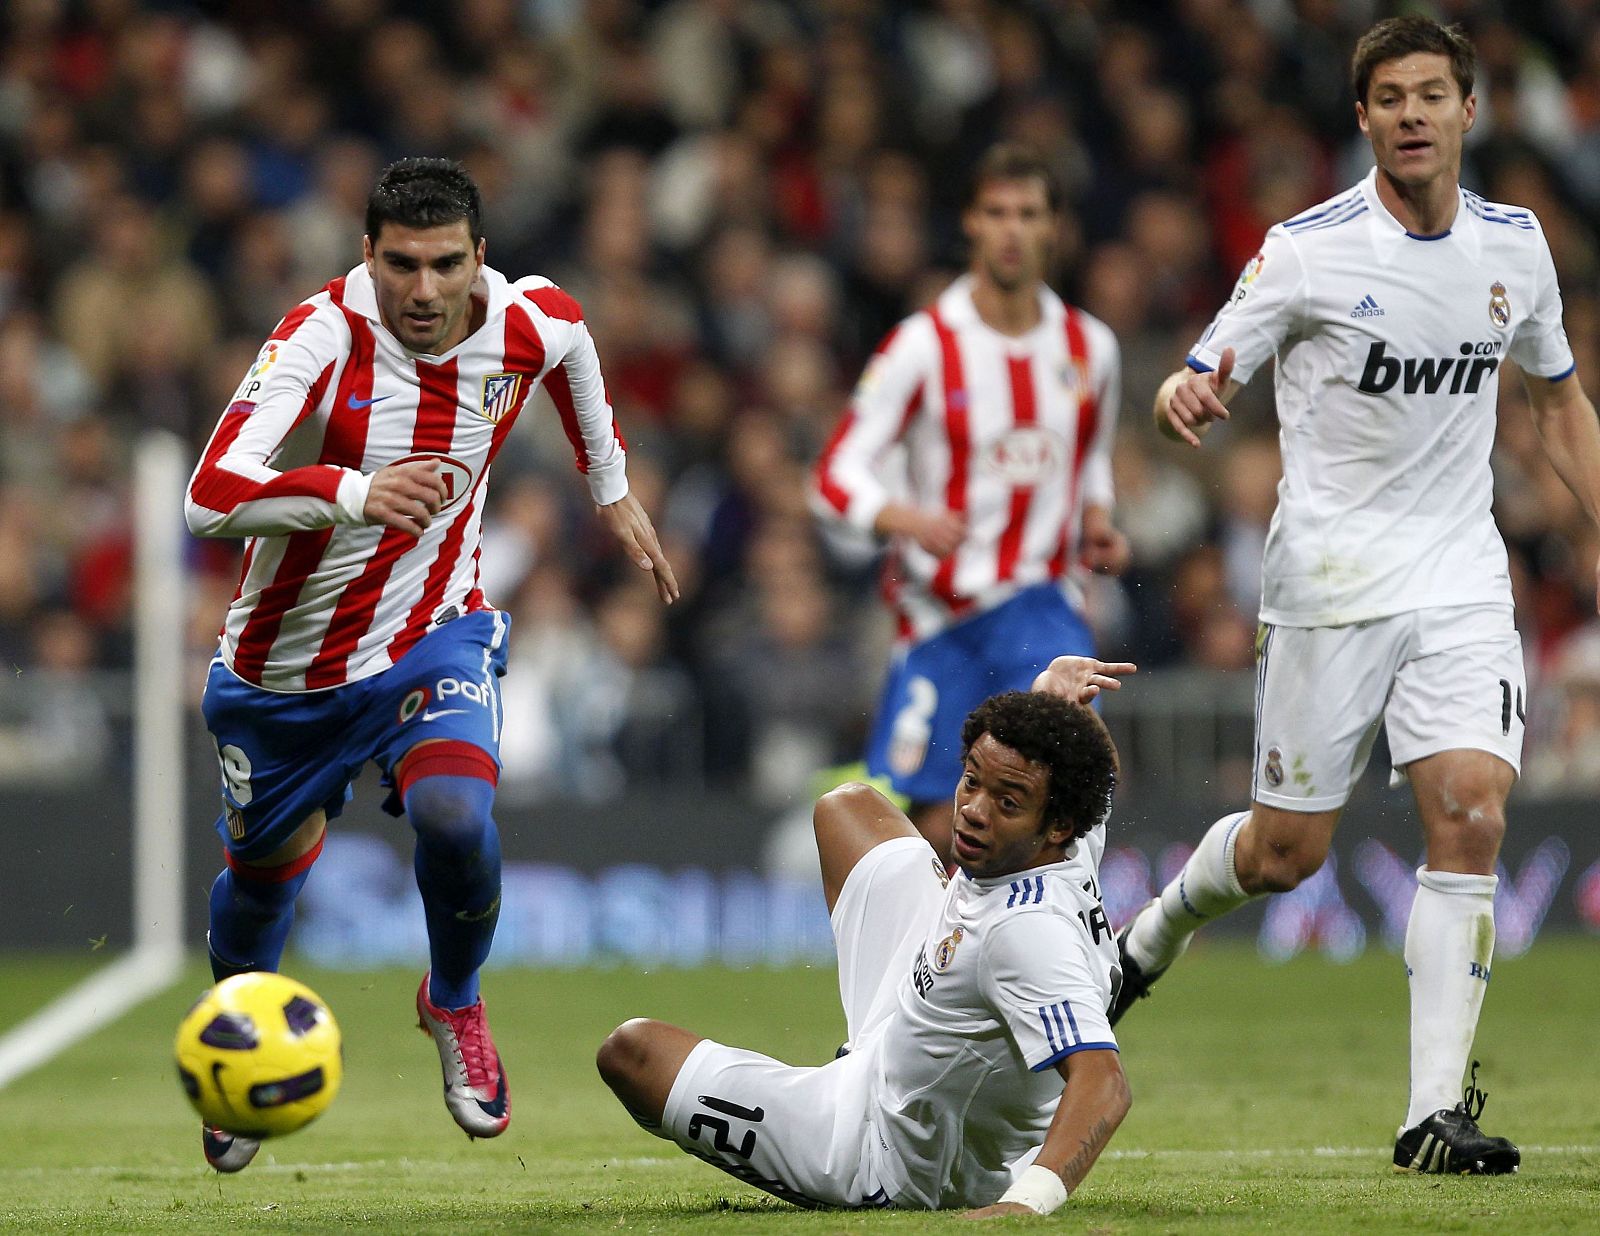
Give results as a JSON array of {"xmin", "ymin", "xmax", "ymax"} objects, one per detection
[
  {"xmin": 184, "ymin": 157, "xmax": 678, "ymax": 1171},
  {"xmin": 812, "ymin": 143, "xmax": 1128, "ymax": 862},
  {"xmin": 597, "ymin": 656, "xmax": 1133, "ymax": 1216},
  {"xmin": 1120, "ymin": 17, "xmax": 1600, "ymax": 1175}
]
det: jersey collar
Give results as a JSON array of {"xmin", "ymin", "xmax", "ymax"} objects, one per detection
[
  {"xmin": 1359, "ymin": 165, "xmax": 1462, "ymax": 242},
  {"xmin": 959, "ymin": 843, "xmax": 1082, "ymax": 890},
  {"xmin": 947, "ymin": 272, "xmax": 1064, "ymax": 343}
]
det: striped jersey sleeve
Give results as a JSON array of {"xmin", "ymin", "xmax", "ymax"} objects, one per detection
[
  {"xmin": 1073, "ymin": 311, "xmax": 1120, "ymax": 510},
  {"xmin": 185, "ymin": 296, "xmax": 368, "ymax": 538},
  {"xmin": 513, "ymin": 279, "xmax": 629, "ymax": 505},
  {"xmin": 980, "ymin": 908, "xmax": 1117, "ymax": 1072},
  {"xmin": 810, "ymin": 315, "xmax": 934, "ymax": 533}
]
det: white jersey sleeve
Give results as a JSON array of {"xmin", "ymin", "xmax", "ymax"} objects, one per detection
[
  {"xmin": 811, "ymin": 317, "xmax": 934, "ymax": 533},
  {"xmin": 1508, "ymin": 221, "xmax": 1576, "ymax": 381},
  {"xmin": 1189, "ymin": 228, "xmax": 1308, "ymax": 386},
  {"xmin": 186, "ymin": 303, "xmax": 372, "ymax": 538},
  {"xmin": 979, "ymin": 910, "xmax": 1117, "ymax": 1073}
]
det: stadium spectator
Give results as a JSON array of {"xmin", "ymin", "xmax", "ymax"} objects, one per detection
[{"xmin": 0, "ymin": 0, "xmax": 1598, "ymax": 799}]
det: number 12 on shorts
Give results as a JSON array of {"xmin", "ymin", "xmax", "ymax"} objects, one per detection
[
  {"xmin": 1498, "ymin": 678, "xmax": 1525, "ymax": 736},
  {"xmin": 688, "ymin": 1096, "xmax": 764, "ymax": 1159}
]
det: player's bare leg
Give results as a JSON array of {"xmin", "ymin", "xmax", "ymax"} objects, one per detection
[
  {"xmin": 814, "ymin": 782, "xmax": 922, "ymax": 914},
  {"xmin": 596, "ymin": 1019, "xmax": 706, "ymax": 1129},
  {"xmin": 1231, "ymin": 803, "xmax": 1343, "ymax": 893},
  {"xmin": 1115, "ymin": 803, "xmax": 1340, "ymax": 1022},
  {"xmin": 1392, "ymin": 748, "xmax": 1519, "ymax": 1174},
  {"xmin": 906, "ymin": 799, "xmax": 952, "ymax": 868}
]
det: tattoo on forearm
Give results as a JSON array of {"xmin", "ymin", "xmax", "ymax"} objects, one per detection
[{"xmin": 1060, "ymin": 1115, "xmax": 1115, "ymax": 1190}]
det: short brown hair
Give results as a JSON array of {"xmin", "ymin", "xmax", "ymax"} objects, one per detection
[
  {"xmin": 1351, "ymin": 16, "xmax": 1475, "ymax": 105},
  {"xmin": 964, "ymin": 143, "xmax": 1062, "ymax": 212}
]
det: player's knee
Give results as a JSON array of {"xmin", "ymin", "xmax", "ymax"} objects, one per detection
[
  {"xmin": 406, "ymin": 776, "xmax": 494, "ymax": 848},
  {"xmin": 213, "ymin": 866, "xmax": 298, "ymax": 919},
  {"xmin": 1257, "ymin": 851, "xmax": 1322, "ymax": 893},
  {"xmin": 596, "ymin": 1018, "xmax": 658, "ymax": 1093},
  {"xmin": 812, "ymin": 782, "xmax": 881, "ymax": 845},
  {"xmin": 1240, "ymin": 839, "xmax": 1326, "ymax": 893},
  {"xmin": 1424, "ymin": 784, "xmax": 1506, "ymax": 862}
]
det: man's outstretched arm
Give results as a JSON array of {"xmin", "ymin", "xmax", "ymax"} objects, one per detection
[
  {"xmin": 1525, "ymin": 371, "xmax": 1600, "ymax": 613},
  {"xmin": 963, "ymin": 1048, "xmax": 1131, "ymax": 1219}
]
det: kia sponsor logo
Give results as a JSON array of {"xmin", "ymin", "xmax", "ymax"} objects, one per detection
[{"xmin": 982, "ymin": 426, "xmax": 1066, "ymax": 486}]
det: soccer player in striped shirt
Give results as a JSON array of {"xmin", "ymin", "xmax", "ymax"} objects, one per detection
[
  {"xmin": 184, "ymin": 158, "xmax": 678, "ymax": 1170},
  {"xmin": 1119, "ymin": 17, "xmax": 1600, "ymax": 1175},
  {"xmin": 812, "ymin": 143, "xmax": 1128, "ymax": 865}
]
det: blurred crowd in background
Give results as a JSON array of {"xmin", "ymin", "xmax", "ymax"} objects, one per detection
[{"xmin": 4, "ymin": 0, "xmax": 1600, "ymax": 801}]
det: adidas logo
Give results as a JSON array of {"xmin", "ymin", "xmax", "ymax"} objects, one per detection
[{"xmin": 1351, "ymin": 294, "xmax": 1385, "ymax": 319}]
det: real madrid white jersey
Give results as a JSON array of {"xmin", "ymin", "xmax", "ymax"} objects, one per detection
[
  {"xmin": 813, "ymin": 276, "xmax": 1119, "ymax": 641},
  {"xmin": 865, "ymin": 847, "xmax": 1119, "ymax": 1209},
  {"xmin": 186, "ymin": 263, "xmax": 629, "ymax": 691},
  {"xmin": 1189, "ymin": 167, "xmax": 1575, "ymax": 628}
]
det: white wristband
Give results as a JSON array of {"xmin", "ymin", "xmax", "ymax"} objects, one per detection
[{"xmin": 998, "ymin": 1164, "xmax": 1069, "ymax": 1215}]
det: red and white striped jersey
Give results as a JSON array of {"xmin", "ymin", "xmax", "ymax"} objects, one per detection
[
  {"xmin": 186, "ymin": 262, "xmax": 629, "ymax": 692},
  {"xmin": 812, "ymin": 275, "xmax": 1119, "ymax": 642}
]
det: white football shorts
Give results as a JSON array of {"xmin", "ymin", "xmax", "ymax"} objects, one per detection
[
  {"xmin": 659, "ymin": 835, "xmax": 944, "ymax": 1208},
  {"xmin": 1252, "ymin": 604, "xmax": 1524, "ymax": 812}
]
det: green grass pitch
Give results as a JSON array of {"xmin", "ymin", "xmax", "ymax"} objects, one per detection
[{"xmin": 1, "ymin": 940, "xmax": 1596, "ymax": 1232}]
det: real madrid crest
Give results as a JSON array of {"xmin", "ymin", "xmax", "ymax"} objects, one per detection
[
  {"xmin": 933, "ymin": 925, "xmax": 964, "ymax": 972},
  {"xmin": 1489, "ymin": 281, "xmax": 1511, "ymax": 329}
]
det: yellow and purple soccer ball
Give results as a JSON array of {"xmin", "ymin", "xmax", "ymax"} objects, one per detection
[{"xmin": 175, "ymin": 972, "xmax": 343, "ymax": 1138}]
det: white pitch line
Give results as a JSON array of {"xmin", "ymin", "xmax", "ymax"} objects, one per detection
[
  {"xmin": 2, "ymin": 1147, "xmax": 1594, "ymax": 1180},
  {"xmin": 1104, "ymin": 1145, "xmax": 1600, "ymax": 1160}
]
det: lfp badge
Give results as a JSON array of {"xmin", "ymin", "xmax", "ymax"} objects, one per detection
[{"xmin": 479, "ymin": 372, "xmax": 524, "ymax": 423}]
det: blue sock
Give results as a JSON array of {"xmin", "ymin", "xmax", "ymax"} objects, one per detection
[
  {"xmin": 406, "ymin": 773, "xmax": 502, "ymax": 1010},
  {"xmin": 207, "ymin": 865, "xmax": 311, "ymax": 980}
]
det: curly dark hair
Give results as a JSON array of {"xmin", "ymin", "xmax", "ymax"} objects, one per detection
[
  {"xmin": 960, "ymin": 691, "xmax": 1118, "ymax": 842},
  {"xmin": 1351, "ymin": 17, "xmax": 1475, "ymax": 105},
  {"xmin": 365, "ymin": 157, "xmax": 483, "ymax": 244}
]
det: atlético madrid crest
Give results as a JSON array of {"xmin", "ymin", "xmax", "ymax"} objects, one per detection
[{"xmin": 479, "ymin": 372, "xmax": 524, "ymax": 423}]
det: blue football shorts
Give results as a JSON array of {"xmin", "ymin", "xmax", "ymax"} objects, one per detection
[
  {"xmin": 201, "ymin": 609, "xmax": 511, "ymax": 862},
  {"xmin": 864, "ymin": 582, "xmax": 1094, "ymax": 804}
]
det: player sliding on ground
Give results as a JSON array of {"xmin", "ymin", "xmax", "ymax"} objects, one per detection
[
  {"xmin": 1119, "ymin": 16, "xmax": 1600, "ymax": 1176},
  {"xmin": 598, "ymin": 655, "xmax": 1135, "ymax": 1215}
]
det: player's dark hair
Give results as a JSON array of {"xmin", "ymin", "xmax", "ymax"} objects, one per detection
[
  {"xmin": 964, "ymin": 143, "xmax": 1062, "ymax": 212},
  {"xmin": 1351, "ymin": 17, "xmax": 1475, "ymax": 105},
  {"xmin": 365, "ymin": 157, "xmax": 483, "ymax": 245},
  {"xmin": 960, "ymin": 691, "xmax": 1117, "ymax": 843}
]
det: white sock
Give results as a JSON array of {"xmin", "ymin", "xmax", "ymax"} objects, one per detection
[
  {"xmin": 1126, "ymin": 811, "xmax": 1255, "ymax": 972},
  {"xmin": 1403, "ymin": 867, "xmax": 1498, "ymax": 1128}
]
